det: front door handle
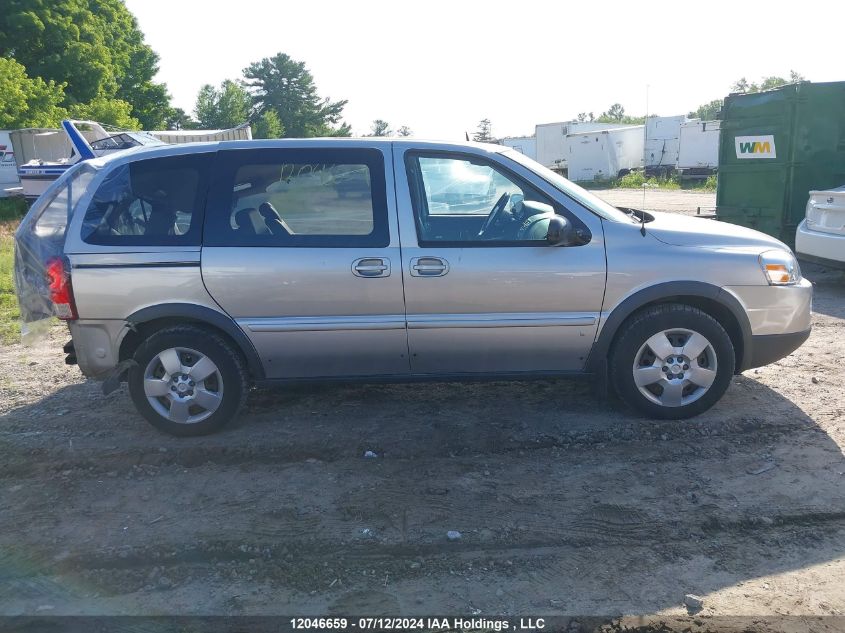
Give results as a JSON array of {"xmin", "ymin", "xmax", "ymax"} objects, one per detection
[
  {"xmin": 410, "ymin": 256, "xmax": 449, "ymax": 277},
  {"xmin": 352, "ymin": 257, "xmax": 391, "ymax": 278}
]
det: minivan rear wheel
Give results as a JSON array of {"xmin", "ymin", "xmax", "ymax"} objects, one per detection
[
  {"xmin": 128, "ymin": 325, "xmax": 248, "ymax": 436},
  {"xmin": 609, "ymin": 304, "xmax": 735, "ymax": 419}
]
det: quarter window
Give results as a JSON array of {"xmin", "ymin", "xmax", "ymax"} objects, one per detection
[
  {"xmin": 80, "ymin": 153, "xmax": 211, "ymax": 246},
  {"xmin": 204, "ymin": 148, "xmax": 389, "ymax": 248}
]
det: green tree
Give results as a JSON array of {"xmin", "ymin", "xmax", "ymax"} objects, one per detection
[
  {"xmin": 689, "ymin": 99, "xmax": 723, "ymax": 121},
  {"xmin": 0, "ymin": 0, "xmax": 171, "ymax": 127},
  {"xmin": 252, "ymin": 109, "xmax": 284, "ymax": 139},
  {"xmin": 731, "ymin": 77, "xmax": 755, "ymax": 94},
  {"xmin": 759, "ymin": 76, "xmax": 788, "ymax": 91},
  {"xmin": 576, "ymin": 112, "xmax": 595, "ymax": 122},
  {"xmin": 397, "ymin": 125, "xmax": 412, "ymax": 137},
  {"xmin": 195, "ymin": 80, "xmax": 251, "ymax": 129},
  {"xmin": 596, "ymin": 104, "xmax": 645, "ymax": 124},
  {"xmin": 165, "ymin": 107, "xmax": 196, "ymax": 131},
  {"xmin": 602, "ymin": 103, "xmax": 625, "ymax": 122},
  {"xmin": 473, "ymin": 118, "xmax": 493, "ymax": 142},
  {"xmin": 608, "ymin": 104, "xmax": 626, "ymax": 121},
  {"xmin": 243, "ymin": 53, "xmax": 350, "ymax": 138},
  {"xmin": 69, "ymin": 95, "xmax": 139, "ymax": 128},
  {"xmin": 0, "ymin": 57, "xmax": 68, "ymax": 128},
  {"xmin": 369, "ymin": 119, "xmax": 392, "ymax": 136},
  {"xmin": 732, "ymin": 71, "xmax": 805, "ymax": 94}
]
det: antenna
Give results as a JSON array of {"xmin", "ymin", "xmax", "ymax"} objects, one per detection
[{"xmin": 641, "ymin": 84, "xmax": 649, "ymax": 236}]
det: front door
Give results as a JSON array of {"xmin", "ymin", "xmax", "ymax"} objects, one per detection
[
  {"xmin": 394, "ymin": 148, "xmax": 607, "ymax": 375},
  {"xmin": 202, "ymin": 146, "xmax": 409, "ymax": 379}
]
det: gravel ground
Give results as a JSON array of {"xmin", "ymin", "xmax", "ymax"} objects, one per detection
[
  {"xmin": 0, "ymin": 190, "xmax": 843, "ymax": 625},
  {"xmin": 592, "ymin": 188, "xmax": 716, "ymax": 216}
]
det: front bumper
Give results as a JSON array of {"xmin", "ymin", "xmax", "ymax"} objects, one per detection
[
  {"xmin": 724, "ymin": 278, "xmax": 813, "ymax": 371},
  {"xmin": 724, "ymin": 278, "xmax": 813, "ymax": 337},
  {"xmin": 746, "ymin": 328, "xmax": 811, "ymax": 370}
]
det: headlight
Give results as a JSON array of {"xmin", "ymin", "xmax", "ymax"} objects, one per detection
[{"xmin": 759, "ymin": 249, "xmax": 801, "ymax": 285}]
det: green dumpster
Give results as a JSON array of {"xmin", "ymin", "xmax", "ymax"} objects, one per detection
[{"xmin": 716, "ymin": 81, "xmax": 845, "ymax": 246}]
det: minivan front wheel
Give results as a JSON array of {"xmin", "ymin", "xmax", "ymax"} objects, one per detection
[
  {"xmin": 128, "ymin": 325, "xmax": 247, "ymax": 436},
  {"xmin": 609, "ymin": 304, "xmax": 735, "ymax": 419}
]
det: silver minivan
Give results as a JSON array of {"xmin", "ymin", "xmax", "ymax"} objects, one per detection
[{"xmin": 14, "ymin": 139, "xmax": 813, "ymax": 436}]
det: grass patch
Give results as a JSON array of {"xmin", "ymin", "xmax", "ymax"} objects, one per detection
[
  {"xmin": 576, "ymin": 171, "xmax": 717, "ymax": 191},
  {"xmin": 0, "ymin": 197, "xmax": 28, "ymax": 223},
  {"xmin": 615, "ymin": 171, "xmax": 681, "ymax": 190},
  {"xmin": 0, "ymin": 220, "xmax": 20, "ymax": 344},
  {"xmin": 700, "ymin": 174, "xmax": 718, "ymax": 192}
]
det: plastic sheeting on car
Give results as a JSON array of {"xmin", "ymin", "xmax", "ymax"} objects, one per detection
[{"xmin": 13, "ymin": 163, "xmax": 96, "ymax": 344}]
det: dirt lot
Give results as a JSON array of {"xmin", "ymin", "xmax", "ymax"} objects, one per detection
[
  {"xmin": 0, "ymin": 190, "xmax": 843, "ymax": 624},
  {"xmin": 593, "ymin": 188, "xmax": 716, "ymax": 216}
]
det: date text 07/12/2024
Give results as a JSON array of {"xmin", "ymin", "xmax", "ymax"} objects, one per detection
[{"xmin": 289, "ymin": 617, "xmax": 547, "ymax": 630}]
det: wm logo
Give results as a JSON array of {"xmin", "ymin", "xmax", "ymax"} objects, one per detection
[
  {"xmin": 735, "ymin": 135, "xmax": 776, "ymax": 159},
  {"xmin": 739, "ymin": 141, "xmax": 771, "ymax": 154}
]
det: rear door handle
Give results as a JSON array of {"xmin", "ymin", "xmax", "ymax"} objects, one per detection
[
  {"xmin": 352, "ymin": 257, "xmax": 391, "ymax": 278},
  {"xmin": 410, "ymin": 256, "xmax": 449, "ymax": 277}
]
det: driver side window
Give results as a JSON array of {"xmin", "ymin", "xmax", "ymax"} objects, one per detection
[{"xmin": 407, "ymin": 153, "xmax": 559, "ymax": 245}]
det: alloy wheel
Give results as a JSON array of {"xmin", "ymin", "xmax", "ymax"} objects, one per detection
[
  {"xmin": 142, "ymin": 347, "xmax": 224, "ymax": 424},
  {"xmin": 632, "ymin": 328, "xmax": 718, "ymax": 408}
]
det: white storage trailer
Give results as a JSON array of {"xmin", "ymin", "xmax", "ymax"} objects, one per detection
[
  {"xmin": 677, "ymin": 120, "xmax": 720, "ymax": 177},
  {"xmin": 535, "ymin": 121, "xmax": 618, "ymax": 172},
  {"xmin": 567, "ymin": 126, "xmax": 645, "ymax": 182},
  {"xmin": 644, "ymin": 115, "xmax": 686, "ymax": 175},
  {"xmin": 149, "ymin": 123, "xmax": 252, "ymax": 143},
  {"xmin": 0, "ymin": 131, "xmax": 22, "ymax": 196},
  {"xmin": 501, "ymin": 136, "xmax": 536, "ymax": 161}
]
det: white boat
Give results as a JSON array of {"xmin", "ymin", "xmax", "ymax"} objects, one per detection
[
  {"xmin": 13, "ymin": 120, "xmax": 164, "ymax": 200},
  {"xmin": 11, "ymin": 120, "xmax": 252, "ymax": 200}
]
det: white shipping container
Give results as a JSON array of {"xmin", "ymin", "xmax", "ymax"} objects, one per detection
[
  {"xmin": 535, "ymin": 121, "xmax": 618, "ymax": 171},
  {"xmin": 0, "ymin": 131, "xmax": 22, "ymax": 196},
  {"xmin": 644, "ymin": 115, "xmax": 686, "ymax": 173},
  {"xmin": 677, "ymin": 120, "xmax": 720, "ymax": 173},
  {"xmin": 567, "ymin": 126, "xmax": 645, "ymax": 182},
  {"xmin": 501, "ymin": 136, "xmax": 536, "ymax": 161},
  {"xmin": 149, "ymin": 123, "xmax": 252, "ymax": 144}
]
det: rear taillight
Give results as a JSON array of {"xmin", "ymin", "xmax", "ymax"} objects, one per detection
[{"xmin": 46, "ymin": 257, "xmax": 77, "ymax": 320}]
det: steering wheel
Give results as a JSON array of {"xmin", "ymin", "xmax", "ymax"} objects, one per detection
[{"xmin": 477, "ymin": 193, "xmax": 511, "ymax": 238}]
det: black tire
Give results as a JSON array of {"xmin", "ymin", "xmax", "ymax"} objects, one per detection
[
  {"xmin": 128, "ymin": 325, "xmax": 248, "ymax": 436},
  {"xmin": 609, "ymin": 303, "xmax": 735, "ymax": 419}
]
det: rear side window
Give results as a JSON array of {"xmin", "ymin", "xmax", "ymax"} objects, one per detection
[
  {"xmin": 80, "ymin": 153, "xmax": 212, "ymax": 246},
  {"xmin": 204, "ymin": 148, "xmax": 389, "ymax": 247}
]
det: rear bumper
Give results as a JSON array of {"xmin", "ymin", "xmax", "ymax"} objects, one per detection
[
  {"xmin": 67, "ymin": 319, "xmax": 126, "ymax": 378},
  {"xmin": 746, "ymin": 328, "xmax": 811, "ymax": 370},
  {"xmin": 796, "ymin": 220, "xmax": 845, "ymax": 269},
  {"xmin": 797, "ymin": 252, "xmax": 845, "ymax": 271}
]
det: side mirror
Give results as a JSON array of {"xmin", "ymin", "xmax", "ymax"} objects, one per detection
[{"xmin": 545, "ymin": 215, "xmax": 575, "ymax": 246}]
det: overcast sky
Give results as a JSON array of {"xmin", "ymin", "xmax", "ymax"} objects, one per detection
[{"xmin": 125, "ymin": 0, "xmax": 844, "ymax": 139}]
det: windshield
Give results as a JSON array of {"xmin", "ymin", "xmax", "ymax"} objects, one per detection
[{"xmin": 501, "ymin": 148, "xmax": 636, "ymax": 223}]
